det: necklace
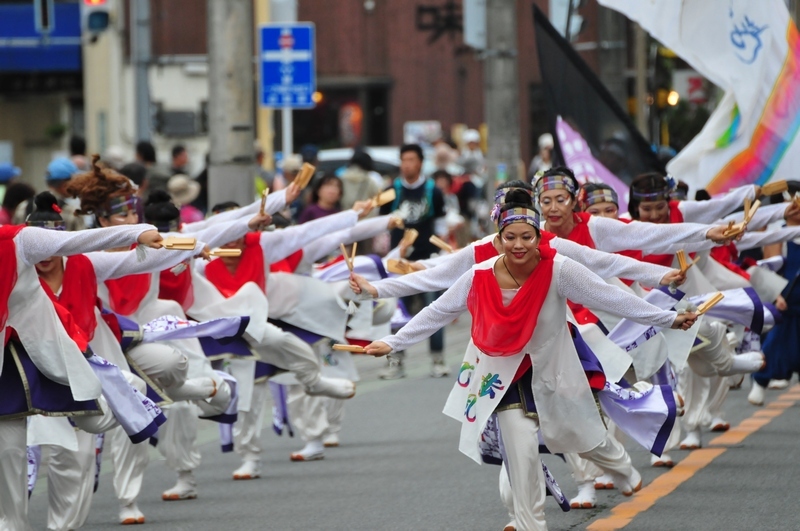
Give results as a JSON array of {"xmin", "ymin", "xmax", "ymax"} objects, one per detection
[{"xmin": 502, "ymin": 256, "xmax": 522, "ymax": 288}]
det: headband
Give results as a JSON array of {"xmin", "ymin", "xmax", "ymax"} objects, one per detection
[
  {"xmin": 630, "ymin": 187, "xmax": 671, "ymax": 202},
  {"xmin": 491, "ymin": 186, "xmax": 535, "ymax": 222},
  {"xmin": 25, "ymin": 219, "xmax": 66, "ymax": 231},
  {"xmin": 97, "ymin": 194, "xmax": 140, "ymax": 218},
  {"xmin": 497, "ymin": 207, "xmax": 540, "ymax": 233},
  {"xmin": 579, "ymin": 187, "xmax": 618, "ymax": 209},
  {"xmin": 630, "ymin": 175, "xmax": 676, "ymax": 203},
  {"xmin": 494, "ymin": 186, "xmax": 534, "ymax": 204},
  {"xmin": 534, "ymin": 174, "xmax": 577, "ymax": 198}
]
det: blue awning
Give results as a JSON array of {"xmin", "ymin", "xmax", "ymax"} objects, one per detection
[{"xmin": 0, "ymin": 2, "xmax": 82, "ymax": 72}]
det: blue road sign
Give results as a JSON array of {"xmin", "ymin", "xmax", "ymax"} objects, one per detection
[{"xmin": 259, "ymin": 23, "xmax": 316, "ymax": 109}]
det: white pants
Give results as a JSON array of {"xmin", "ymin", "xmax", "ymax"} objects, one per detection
[
  {"xmin": 233, "ymin": 379, "xmax": 270, "ymax": 463},
  {"xmin": 326, "ymin": 398, "xmax": 345, "ymax": 437},
  {"xmin": 679, "ymin": 367, "xmax": 710, "ymax": 432},
  {"xmin": 255, "ymin": 324, "xmax": 323, "ymax": 388},
  {"xmin": 159, "ymin": 402, "xmax": 202, "ymax": 473},
  {"xmin": 0, "ymin": 419, "xmax": 29, "ymax": 531},
  {"xmin": 46, "ymin": 431, "xmax": 96, "ymax": 531},
  {"xmin": 109, "ymin": 426, "xmax": 149, "ymax": 507},
  {"xmin": 43, "ymin": 370, "xmax": 148, "ymax": 522},
  {"xmin": 0, "ymin": 398, "xmax": 119, "ymax": 531},
  {"xmin": 687, "ymin": 320, "xmax": 734, "ymax": 377},
  {"xmin": 127, "ymin": 342, "xmax": 189, "ymax": 390},
  {"xmin": 286, "ymin": 385, "xmax": 346, "ymax": 442},
  {"xmin": 706, "ymin": 374, "xmax": 728, "ymax": 421},
  {"xmin": 497, "ymin": 410, "xmax": 633, "ymax": 531}
]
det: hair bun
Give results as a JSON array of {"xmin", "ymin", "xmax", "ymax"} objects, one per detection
[
  {"xmin": 33, "ymin": 191, "xmax": 60, "ymax": 213},
  {"xmin": 146, "ymin": 189, "xmax": 173, "ymax": 206}
]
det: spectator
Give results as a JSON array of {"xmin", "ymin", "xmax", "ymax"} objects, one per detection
[
  {"xmin": 298, "ymin": 174, "xmax": 342, "ymax": 223},
  {"xmin": 0, "ymin": 163, "xmax": 22, "ymax": 205},
  {"xmin": 300, "ymin": 144, "xmax": 319, "ymax": 166},
  {"xmin": 46, "ymin": 157, "xmax": 85, "ymax": 231},
  {"xmin": 103, "ymin": 145, "xmax": 127, "ymax": 170},
  {"xmin": 460, "ymin": 129, "xmax": 484, "ymax": 165},
  {"xmin": 192, "ymin": 153, "xmax": 210, "ymax": 214},
  {"xmin": 254, "ymin": 141, "xmax": 279, "ymax": 193},
  {"xmin": 433, "ymin": 141, "xmax": 462, "ymax": 176},
  {"xmin": 136, "ymin": 140, "xmax": 170, "ymax": 194},
  {"xmin": 280, "ymin": 154, "xmax": 302, "ymax": 185},
  {"xmin": 280, "ymin": 154, "xmax": 304, "ymax": 220},
  {"xmin": 171, "ymin": 144, "xmax": 189, "ymax": 175},
  {"xmin": 340, "ymin": 149, "xmax": 381, "ymax": 211},
  {"xmin": 379, "ymin": 144, "xmax": 448, "ymax": 380},
  {"xmin": 69, "ymin": 135, "xmax": 89, "ymax": 171},
  {"xmin": 528, "ymin": 132, "xmax": 554, "ymax": 180},
  {"xmin": 119, "ymin": 162, "xmax": 149, "ymax": 196},
  {"xmin": 0, "ymin": 182, "xmax": 35, "ymax": 225},
  {"xmin": 433, "ymin": 170, "xmax": 465, "ymax": 245},
  {"xmin": 167, "ymin": 174, "xmax": 204, "ymax": 224}
]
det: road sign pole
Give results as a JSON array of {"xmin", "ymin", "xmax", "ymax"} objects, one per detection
[{"xmin": 282, "ymin": 106, "xmax": 293, "ymax": 157}]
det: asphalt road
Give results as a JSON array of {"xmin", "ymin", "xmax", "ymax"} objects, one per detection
[{"xmin": 27, "ymin": 317, "xmax": 800, "ymax": 530}]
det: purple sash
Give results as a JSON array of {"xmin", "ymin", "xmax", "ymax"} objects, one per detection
[{"xmin": 1, "ymin": 340, "xmax": 100, "ymax": 419}]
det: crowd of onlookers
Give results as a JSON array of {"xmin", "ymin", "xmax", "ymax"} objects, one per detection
[{"xmin": 0, "ymin": 128, "xmax": 495, "ymax": 247}]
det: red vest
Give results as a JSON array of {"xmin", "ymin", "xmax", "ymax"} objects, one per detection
[{"xmin": 205, "ymin": 233, "xmax": 266, "ymax": 298}]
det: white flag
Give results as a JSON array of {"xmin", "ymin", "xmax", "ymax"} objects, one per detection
[{"xmin": 598, "ymin": 0, "xmax": 800, "ymax": 194}]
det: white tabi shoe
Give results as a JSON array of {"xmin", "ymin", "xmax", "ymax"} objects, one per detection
[
  {"xmin": 322, "ymin": 433, "xmax": 340, "ymax": 448},
  {"xmin": 594, "ymin": 473, "xmax": 615, "ymax": 490},
  {"xmin": 502, "ymin": 521, "xmax": 517, "ymax": 531},
  {"xmin": 768, "ymin": 379, "xmax": 790, "ymax": 390},
  {"xmin": 569, "ymin": 480, "xmax": 597, "ymax": 508},
  {"xmin": 650, "ymin": 453, "xmax": 674, "ymax": 468},
  {"xmin": 306, "ymin": 377, "xmax": 356, "ymax": 399},
  {"xmin": 748, "ymin": 381, "xmax": 766, "ymax": 406},
  {"xmin": 613, "ymin": 468, "xmax": 642, "ymax": 497},
  {"xmin": 719, "ymin": 352, "xmax": 766, "ymax": 376},
  {"xmin": 232, "ymin": 459, "xmax": 261, "ymax": 480},
  {"xmin": 709, "ymin": 417, "xmax": 730, "ymax": 432},
  {"xmin": 290, "ymin": 440, "xmax": 325, "ymax": 462},
  {"xmin": 430, "ymin": 353, "xmax": 450, "ymax": 378},
  {"xmin": 162, "ymin": 470, "xmax": 197, "ymax": 501},
  {"xmin": 378, "ymin": 356, "xmax": 406, "ymax": 380},
  {"xmin": 679, "ymin": 430, "xmax": 701, "ymax": 450},
  {"xmin": 119, "ymin": 503, "xmax": 145, "ymax": 525}
]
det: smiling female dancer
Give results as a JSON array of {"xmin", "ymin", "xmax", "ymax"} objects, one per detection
[
  {"xmin": 363, "ymin": 201, "xmax": 696, "ymax": 531},
  {"xmin": 0, "ymin": 216, "xmax": 162, "ymax": 530}
]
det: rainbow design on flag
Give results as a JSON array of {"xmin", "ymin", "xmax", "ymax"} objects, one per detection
[{"xmin": 707, "ymin": 22, "xmax": 800, "ymax": 194}]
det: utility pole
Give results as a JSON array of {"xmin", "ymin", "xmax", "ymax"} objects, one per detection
[
  {"xmin": 484, "ymin": 0, "xmax": 520, "ymax": 199},
  {"xmin": 207, "ymin": 0, "xmax": 256, "ymax": 207},
  {"xmin": 634, "ymin": 22, "xmax": 649, "ymax": 138},
  {"xmin": 131, "ymin": 0, "xmax": 151, "ymax": 142}
]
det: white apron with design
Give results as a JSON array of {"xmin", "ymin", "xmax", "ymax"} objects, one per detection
[{"xmin": 442, "ymin": 256, "xmax": 607, "ymax": 463}]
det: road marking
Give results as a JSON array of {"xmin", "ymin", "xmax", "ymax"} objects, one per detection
[{"xmin": 586, "ymin": 384, "xmax": 800, "ymax": 531}]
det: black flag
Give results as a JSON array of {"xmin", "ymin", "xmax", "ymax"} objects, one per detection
[{"xmin": 532, "ymin": 4, "xmax": 664, "ymax": 184}]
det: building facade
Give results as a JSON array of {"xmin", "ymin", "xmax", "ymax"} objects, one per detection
[{"xmin": 1, "ymin": 0, "xmax": 642, "ymax": 187}]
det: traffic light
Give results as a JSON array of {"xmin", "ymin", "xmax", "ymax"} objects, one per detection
[{"xmin": 81, "ymin": 0, "xmax": 111, "ymax": 35}]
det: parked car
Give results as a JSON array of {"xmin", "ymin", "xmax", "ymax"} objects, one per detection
[
  {"xmin": 316, "ymin": 147, "xmax": 401, "ymax": 179},
  {"xmin": 316, "ymin": 146, "xmax": 441, "ymax": 180}
]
